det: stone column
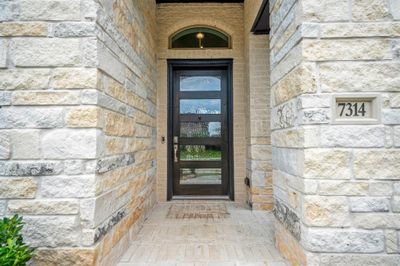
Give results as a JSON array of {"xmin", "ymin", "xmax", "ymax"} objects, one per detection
[
  {"xmin": 0, "ymin": 0, "xmax": 157, "ymax": 265},
  {"xmin": 244, "ymin": 0, "xmax": 273, "ymax": 210},
  {"xmin": 271, "ymin": 0, "xmax": 400, "ymax": 265}
]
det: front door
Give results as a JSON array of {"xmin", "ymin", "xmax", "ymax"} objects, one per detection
[{"xmin": 168, "ymin": 60, "xmax": 233, "ymax": 198}]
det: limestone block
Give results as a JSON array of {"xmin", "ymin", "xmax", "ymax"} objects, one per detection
[
  {"xmin": 0, "ymin": 1, "xmax": 13, "ymax": 21},
  {"xmin": 8, "ymin": 199, "xmax": 79, "ymax": 215},
  {"xmin": 98, "ymin": 93, "xmax": 127, "ymax": 114},
  {"xmin": 303, "ymin": 228, "xmax": 384, "ymax": 253},
  {"xmin": 271, "ymin": 44, "xmax": 302, "ymax": 85},
  {"xmin": 395, "ymin": 127, "xmax": 400, "ymax": 147},
  {"xmin": 81, "ymin": 38, "xmax": 97, "ymax": 67},
  {"xmin": 297, "ymin": 95, "xmax": 330, "ymax": 109},
  {"xmin": 12, "ymin": 91, "xmax": 80, "ymax": 105},
  {"xmin": 383, "ymin": 109, "xmax": 400, "ymax": 125},
  {"xmin": 353, "ymin": 213, "xmax": 400, "ymax": 229},
  {"xmin": 16, "ymin": 0, "xmax": 80, "ymax": 21},
  {"xmin": 391, "ymin": 0, "xmax": 400, "ymax": 19},
  {"xmin": 96, "ymin": 153, "xmax": 135, "ymax": 174},
  {"xmin": 0, "ymin": 201, "xmax": 5, "ymax": 216},
  {"xmin": 352, "ymin": 0, "xmax": 389, "ymax": 21},
  {"xmin": 0, "ymin": 107, "xmax": 63, "ymax": 128},
  {"xmin": 319, "ymin": 254, "xmax": 400, "ymax": 266},
  {"xmin": 34, "ymin": 248, "xmax": 96, "ymax": 266},
  {"xmin": 271, "ymin": 100, "xmax": 297, "ymax": 129},
  {"xmin": 270, "ymin": 0, "xmax": 296, "ymax": 30},
  {"xmin": 385, "ymin": 230, "xmax": 399, "ymax": 253},
  {"xmin": 12, "ymin": 38, "xmax": 81, "ymax": 67},
  {"xmin": 11, "ymin": 129, "xmax": 40, "ymax": 159},
  {"xmin": 320, "ymin": 126, "xmax": 385, "ymax": 148},
  {"xmin": 395, "ymin": 182, "xmax": 400, "ymax": 195},
  {"xmin": 318, "ymin": 181, "xmax": 369, "ymax": 196},
  {"xmin": 320, "ymin": 22, "xmax": 400, "ymax": 38},
  {"xmin": 302, "ymin": 0, "xmax": 350, "ymax": 22},
  {"xmin": 23, "ymin": 216, "xmax": 80, "ymax": 248},
  {"xmin": 299, "ymin": 108, "xmax": 330, "ymax": 125},
  {"xmin": 0, "ymin": 91, "xmax": 11, "ymax": 105},
  {"xmin": 50, "ymin": 68, "xmax": 97, "ymax": 89},
  {"xmin": 66, "ymin": 107, "xmax": 100, "ymax": 128},
  {"xmin": 105, "ymin": 112, "xmax": 135, "ymax": 137},
  {"xmin": 64, "ymin": 160, "xmax": 96, "ymax": 175},
  {"xmin": 354, "ymin": 150, "xmax": 400, "ymax": 180},
  {"xmin": 272, "ymin": 148, "xmax": 303, "ymax": 176},
  {"xmin": 0, "ymin": 39, "xmax": 6, "ymax": 68},
  {"xmin": 0, "ymin": 161, "xmax": 63, "ymax": 176},
  {"xmin": 303, "ymin": 39, "xmax": 392, "ymax": 61},
  {"xmin": 349, "ymin": 197, "xmax": 390, "ymax": 212},
  {"xmin": 98, "ymin": 42, "xmax": 125, "ymax": 83},
  {"xmin": 41, "ymin": 129, "xmax": 97, "ymax": 159},
  {"xmin": 0, "ymin": 69, "xmax": 50, "ymax": 90},
  {"xmin": 0, "ymin": 177, "xmax": 37, "ymax": 198},
  {"xmin": 81, "ymin": 229, "xmax": 96, "ymax": 246},
  {"xmin": 54, "ymin": 22, "xmax": 96, "ymax": 37},
  {"xmin": 272, "ymin": 63, "xmax": 317, "ymax": 106},
  {"xmin": 320, "ymin": 62, "xmax": 400, "ymax": 92},
  {"xmin": 41, "ymin": 175, "xmax": 96, "ymax": 198},
  {"xmin": 82, "ymin": 0, "xmax": 99, "ymax": 19},
  {"xmin": 0, "ymin": 131, "xmax": 10, "ymax": 159},
  {"xmin": 81, "ymin": 90, "xmax": 99, "ymax": 104},
  {"xmin": 389, "ymin": 94, "xmax": 400, "ymax": 108},
  {"xmin": 304, "ymin": 149, "xmax": 351, "ymax": 179},
  {"xmin": 369, "ymin": 182, "xmax": 394, "ymax": 196},
  {"xmin": 0, "ymin": 22, "xmax": 48, "ymax": 36},
  {"xmin": 392, "ymin": 196, "xmax": 400, "ymax": 212},
  {"xmin": 303, "ymin": 196, "xmax": 350, "ymax": 226}
]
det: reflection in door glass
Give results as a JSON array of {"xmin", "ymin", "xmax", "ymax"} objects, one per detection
[
  {"xmin": 180, "ymin": 145, "xmax": 221, "ymax": 161},
  {"xmin": 180, "ymin": 122, "xmax": 221, "ymax": 138},
  {"xmin": 180, "ymin": 76, "xmax": 221, "ymax": 91},
  {"xmin": 180, "ymin": 168, "xmax": 222, "ymax": 185},
  {"xmin": 180, "ymin": 99, "xmax": 221, "ymax": 114}
]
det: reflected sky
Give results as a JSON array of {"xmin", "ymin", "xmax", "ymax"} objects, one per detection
[{"xmin": 180, "ymin": 76, "xmax": 221, "ymax": 91}]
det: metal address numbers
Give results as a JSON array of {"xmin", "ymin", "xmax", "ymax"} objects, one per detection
[{"xmin": 332, "ymin": 95, "xmax": 380, "ymax": 124}]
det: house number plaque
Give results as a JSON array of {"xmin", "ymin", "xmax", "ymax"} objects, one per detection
[{"xmin": 332, "ymin": 94, "xmax": 380, "ymax": 124}]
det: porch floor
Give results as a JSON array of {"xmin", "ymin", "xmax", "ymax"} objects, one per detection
[{"xmin": 118, "ymin": 201, "xmax": 289, "ymax": 266}]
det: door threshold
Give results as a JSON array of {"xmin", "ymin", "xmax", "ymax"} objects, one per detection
[{"xmin": 172, "ymin": 195, "xmax": 231, "ymax": 201}]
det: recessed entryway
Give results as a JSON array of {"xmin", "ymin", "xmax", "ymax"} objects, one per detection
[{"xmin": 167, "ymin": 60, "xmax": 234, "ymax": 200}]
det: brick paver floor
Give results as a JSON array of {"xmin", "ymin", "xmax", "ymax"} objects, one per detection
[{"xmin": 118, "ymin": 201, "xmax": 289, "ymax": 266}]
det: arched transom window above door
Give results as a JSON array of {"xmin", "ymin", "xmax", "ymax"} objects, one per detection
[{"xmin": 170, "ymin": 26, "xmax": 231, "ymax": 49}]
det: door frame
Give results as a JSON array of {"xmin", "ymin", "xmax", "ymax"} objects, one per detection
[{"xmin": 167, "ymin": 59, "xmax": 234, "ymax": 200}]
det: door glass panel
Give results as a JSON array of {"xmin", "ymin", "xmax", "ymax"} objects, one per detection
[
  {"xmin": 180, "ymin": 168, "xmax": 222, "ymax": 185},
  {"xmin": 180, "ymin": 122, "xmax": 221, "ymax": 138},
  {"xmin": 180, "ymin": 145, "xmax": 221, "ymax": 161},
  {"xmin": 180, "ymin": 76, "xmax": 221, "ymax": 91},
  {"xmin": 180, "ymin": 99, "xmax": 221, "ymax": 114}
]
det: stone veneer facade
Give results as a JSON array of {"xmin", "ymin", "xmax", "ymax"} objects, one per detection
[
  {"xmin": 1, "ymin": 0, "xmax": 400, "ymax": 265},
  {"xmin": 0, "ymin": 0, "xmax": 157, "ymax": 265},
  {"xmin": 270, "ymin": 0, "xmax": 400, "ymax": 265}
]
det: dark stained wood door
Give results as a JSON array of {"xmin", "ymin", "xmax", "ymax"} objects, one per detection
[{"xmin": 170, "ymin": 65, "xmax": 231, "ymax": 196}]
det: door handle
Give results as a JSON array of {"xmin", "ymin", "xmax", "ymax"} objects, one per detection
[
  {"xmin": 174, "ymin": 144, "xmax": 178, "ymax": 162},
  {"xmin": 173, "ymin": 136, "xmax": 179, "ymax": 162}
]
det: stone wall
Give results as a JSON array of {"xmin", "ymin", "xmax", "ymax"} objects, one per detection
[
  {"xmin": 271, "ymin": 0, "xmax": 400, "ymax": 265},
  {"xmin": 0, "ymin": 0, "xmax": 157, "ymax": 265},
  {"xmin": 156, "ymin": 3, "xmax": 247, "ymax": 202},
  {"xmin": 244, "ymin": 0, "xmax": 272, "ymax": 210}
]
